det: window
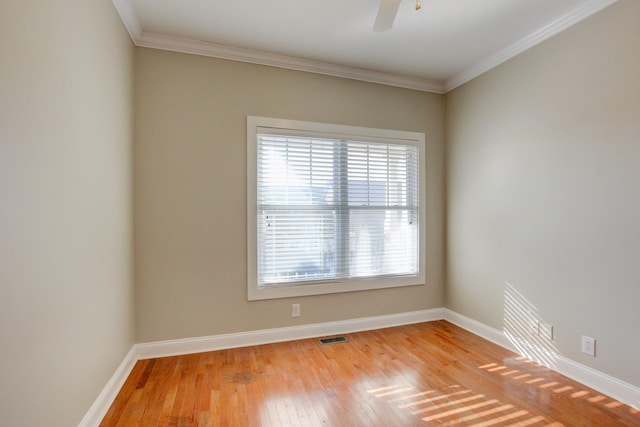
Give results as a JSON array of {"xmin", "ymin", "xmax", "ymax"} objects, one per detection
[{"xmin": 247, "ymin": 117, "xmax": 425, "ymax": 300}]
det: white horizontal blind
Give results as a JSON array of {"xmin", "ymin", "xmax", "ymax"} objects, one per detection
[{"xmin": 257, "ymin": 130, "xmax": 419, "ymax": 288}]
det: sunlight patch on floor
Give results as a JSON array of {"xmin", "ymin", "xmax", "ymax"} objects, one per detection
[
  {"xmin": 477, "ymin": 356, "xmax": 636, "ymax": 419},
  {"xmin": 366, "ymin": 382, "xmax": 553, "ymax": 426}
]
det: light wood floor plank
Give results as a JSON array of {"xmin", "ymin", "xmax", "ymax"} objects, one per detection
[{"xmin": 101, "ymin": 321, "xmax": 639, "ymax": 426}]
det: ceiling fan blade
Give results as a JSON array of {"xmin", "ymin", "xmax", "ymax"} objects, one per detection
[{"xmin": 373, "ymin": 0, "xmax": 402, "ymax": 32}]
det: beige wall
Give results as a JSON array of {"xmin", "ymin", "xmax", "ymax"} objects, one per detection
[
  {"xmin": 134, "ymin": 48, "xmax": 446, "ymax": 342},
  {"xmin": 4, "ymin": 1, "xmax": 636, "ymax": 423},
  {"xmin": 0, "ymin": 1, "xmax": 135, "ymax": 426},
  {"xmin": 446, "ymin": 0, "xmax": 640, "ymax": 387}
]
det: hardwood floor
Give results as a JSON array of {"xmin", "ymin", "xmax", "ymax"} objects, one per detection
[{"xmin": 101, "ymin": 321, "xmax": 639, "ymax": 426}]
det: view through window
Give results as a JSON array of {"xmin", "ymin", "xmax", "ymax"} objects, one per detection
[{"xmin": 247, "ymin": 117, "xmax": 425, "ymax": 300}]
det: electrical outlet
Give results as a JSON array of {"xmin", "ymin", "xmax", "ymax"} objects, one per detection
[
  {"xmin": 291, "ymin": 303, "xmax": 301, "ymax": 318},
  {"xmin": 582, "ymin": 336, "xmax": 596, "ymax": 356},
  {"xmin": 540, "ymin": 323, "xmax": 553, "ymax": 340},
  {"xmin": 530, "ymin": 320, "xmax": 540, "ymax": 335}
]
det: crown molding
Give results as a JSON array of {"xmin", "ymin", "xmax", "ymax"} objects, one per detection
[
  {"xmin": 111, "ymin": 0, "xmax": 142, "ymax": 40},
  {"xmin": 444, "ymin": 0, "xmax": 619, "ymax": 92},
  {"xmin": 112, "ymin": 0, "xmax": 617, "ymax": 94},
  {"xmin": 135, "ymin": 32, "xmax": 445, "ymax": 94}
]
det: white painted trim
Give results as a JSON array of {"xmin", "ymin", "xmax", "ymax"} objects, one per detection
[
  {"xmin": 111, "ymin": 0, "xmax": 142, "ymax": 41},
  {"xmin": 135, "ymin": 32, "xmax": 444, "ymax": 94},
  {"xmin": 111, "ymin": 0, "xmax": 617, "ymax": 95},
  {"xmin": 82, "ymin": 308, "xmax": 638, "ymax": 425},
  {"xmin": 443, "ymin": 309, "xmax": 639, "ymax": 411},
  {"xmin": 443, "ymin": 308, "xmax": 516, "ymax": 352},
  {"xmin": 246, "ymin": 116, "xmax": 427, "ymax": 301},
  {"xmin": 555, "ymin": 355, "xmax": 640, "ymax": 412},
  {"xmin": 80, "ymin": 311, "xmax": 441, "ymax": 425},
  {"xmin": 111, "ymin": 0, "xmax": 617, "ymax": 94},
  {"xmin": 444, "ymin": 0, "xmax": 619, "ymax": 91},
  {"xmin": 135, "ymin": 308, "xmax": 444, "ymax": 359},
  {"xmin": 77, "ymin": 346, "xmax": 137, "ymax": 427}
]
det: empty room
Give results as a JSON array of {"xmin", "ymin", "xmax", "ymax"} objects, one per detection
[{"xmin": 1, "ymin": 0, "xmax": 638, "ymax": 426}]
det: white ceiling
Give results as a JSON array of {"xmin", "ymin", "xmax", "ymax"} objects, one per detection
[{"xmin": 112, "ymin": 0, "xmax": 617, "ymax": 93}]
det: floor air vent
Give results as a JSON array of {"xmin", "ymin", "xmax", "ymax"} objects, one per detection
[{"xmin": 318, "ymin": 336, "xmax": 349, "ymax": 345}]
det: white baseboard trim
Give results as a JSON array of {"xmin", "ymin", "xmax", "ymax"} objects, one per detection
[
  {"xmin": 443, "ymin": 309, "xmax": 639, "ymax": 411},
  {"xmin": 78, "ymin": 346, "xmax": 138, "ymax": 427},
  {"xmin": 81, "ymin": 307, "xmax": 638, "ymax": 426},
  {"xmin": 443, "ymin": 308, "xmax": 517, "ymax": 352},
  {"xmin": 135, "ymin": 308, "xmax": 445, "ymax": 360},
  {"xmin": 554, "ymin": 354, "xmax": 640, "ymax": 411}
]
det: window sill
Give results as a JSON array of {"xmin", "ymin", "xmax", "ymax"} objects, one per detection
[{"xmin": 248, "ymin": 276, "xmax": 425, "ymax": 301}]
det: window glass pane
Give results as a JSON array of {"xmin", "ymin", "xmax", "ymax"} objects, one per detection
[
  {"xmin": 256, "ymin": 131, "xmax": 419, "ymax": 289},
  {"xmin": 258, "ymin": 135, "xmax": 335, "ymax": 206},
  {"xmin": 349, "ymin": 209, "xmax": 418, "ymax": 278},
  {"xmin": 258, "ymin": 209, "xmax": 336, "ymax": 284}
]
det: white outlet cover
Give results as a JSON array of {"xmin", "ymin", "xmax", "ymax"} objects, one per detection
[
  {"xmin": 529, "ymin": 320, "xmax": 539, "ymax": 334},
  {"xmin": 540, "ymin": 323, "xmax": 553, "ymax": 340},
  {"xmin": 291, "ymin": 303, "xmax": 301, "ymax": 317},
  {"xmin": 582, "ymin": 335, "xmax": 596, "ymax": 356}
]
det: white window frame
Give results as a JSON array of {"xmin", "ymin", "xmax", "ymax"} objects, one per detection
[{"xmin": 247, "ymin": 116, "xmax": 426, "ymax": 301}]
